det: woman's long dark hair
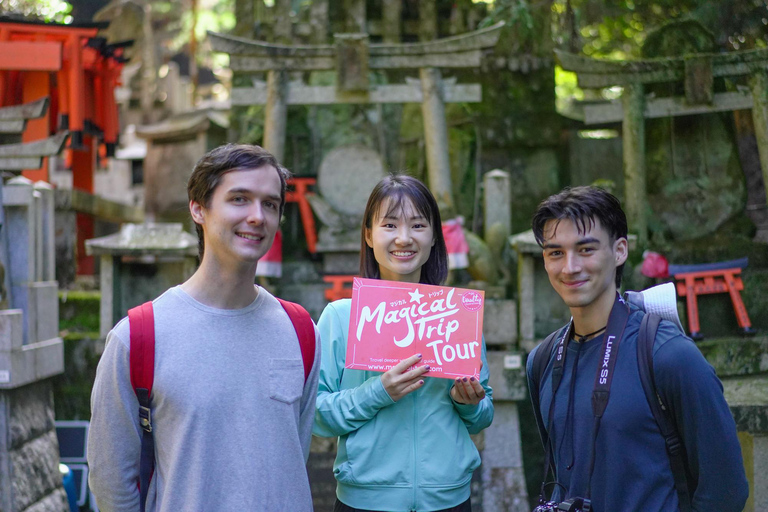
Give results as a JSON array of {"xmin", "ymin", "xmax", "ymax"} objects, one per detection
[{"xmin": 359, "ymin": 174, "xmax": 448, "ymax": 285}]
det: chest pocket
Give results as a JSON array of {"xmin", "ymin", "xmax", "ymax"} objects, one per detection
[{"xmin": 269, "ymin": 358, "xmax": 304, "ymax": 404}]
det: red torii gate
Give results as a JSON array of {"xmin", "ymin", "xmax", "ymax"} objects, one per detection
[{"xmin": 0, "ymin": 19, "xmax": 127, "ymax": 274}]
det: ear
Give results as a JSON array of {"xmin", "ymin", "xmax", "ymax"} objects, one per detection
[
  {"xmin": 364, "ymin": 227, "xmax": 373, "ymax": 248},
  {"xmin": 614, "ymin": 237, "xmax": 629, "ymax": 266},
  {"xmin": 190, "ymin": 200, "xmax": 205, "ymax": 225}
]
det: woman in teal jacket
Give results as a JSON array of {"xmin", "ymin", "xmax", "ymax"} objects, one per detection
[{"xmin": 313, "ymin": 175, "xmax": 494, "ymax": 512}]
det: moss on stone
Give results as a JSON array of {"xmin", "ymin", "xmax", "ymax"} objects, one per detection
[{"xmin": 58, "ymin": 291, "xmax": 100, "ymax": 333}]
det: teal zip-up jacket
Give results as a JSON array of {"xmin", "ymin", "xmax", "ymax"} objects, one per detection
[{"xmin": 313, "ymin": 299, "xmax": 494, "ymax": 512}]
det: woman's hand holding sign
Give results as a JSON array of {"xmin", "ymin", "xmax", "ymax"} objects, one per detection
[
  {"xmin": 450, "ymin": 366, "xmax": 486, "ymax": 405},
  {"xmin": 381, "ymin": 354, "xmax": 430, "ymax": 402}
]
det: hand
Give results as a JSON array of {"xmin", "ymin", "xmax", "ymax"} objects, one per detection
[
  {"xmin": 450, "ymin": 375, "xmax": 486, "ymax": 405},
  {"xmin": 381, "ymin": 354, "xmax": 430, "ymax": 402}
]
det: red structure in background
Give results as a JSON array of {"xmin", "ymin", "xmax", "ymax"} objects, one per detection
[{"xmin": 0, "ymin": 19, "xmax": 128, "ymax": 275}]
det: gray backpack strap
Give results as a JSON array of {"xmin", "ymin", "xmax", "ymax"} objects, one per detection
[{"xmin": 637, "ymin": 313, "xmax": 693, "ymax": 512}]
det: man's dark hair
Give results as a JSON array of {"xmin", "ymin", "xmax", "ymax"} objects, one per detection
[
  {"xmin": 360, "ymin": 174, "xmax": 448, "ymax": 286},
  {"xmin": 187, "ymin": 143, "xmax": 290, "ymax": 259},
  {"xmin": 532, "ymin": 186, "xmax": 628, "ymax": 287}
]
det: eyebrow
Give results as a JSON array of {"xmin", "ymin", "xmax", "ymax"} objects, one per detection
[
  {"xmin": 381, "ymin": 215, "xmax": 427, "ymax": 221},
  {"xmin": 226, "ymin": 188, "xmax": 281, "ymax": 202},
  {"xmin": 541, "ymin": 236, "xmax": 601, "ymax": 249}
]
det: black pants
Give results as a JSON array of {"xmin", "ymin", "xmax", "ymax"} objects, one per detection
[{"xmin": 334, "ymin": 497, "xmax": 472, "ymax": 512}]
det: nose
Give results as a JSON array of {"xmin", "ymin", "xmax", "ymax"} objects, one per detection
[
  {"xmin": 395, "ymin": 226, "xmax": 412, "ymax": 245},
  {"xmin": 246, "ymin": 204, "xmax": 265, "ymax": 225},
  {"xmin": 563, "ymin": 252, "xmax": 582, "ymax": 274}
]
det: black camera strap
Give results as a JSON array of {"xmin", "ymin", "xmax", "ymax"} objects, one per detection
[{"xmin": 538, "ymin": 293, "xmax": 630, "ymax": 504}]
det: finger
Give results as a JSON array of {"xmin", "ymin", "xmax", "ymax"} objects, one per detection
[
  {"xmin": 459, "ymin": 378, "xmax": 478, "ymax": 399},
  {"xmin": 404, "ymin": 364, "xmax": 431, "ymax": 379},
  {"xmin": 393, "ymin": 353, "xmax": 423, "ymax": 373},
  {"xmin": 452, "ymin": 379, "xmax": 470, "ymax": 402},
  {"xmin": 469, "ymin": 377, "xmax": 485, "ymax": 397},
  {"xmin": 401, "ymin": 379, "xmax": 425, "ymax": 397}
]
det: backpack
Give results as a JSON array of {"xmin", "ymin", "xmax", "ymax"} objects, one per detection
[
  {"xmin": 127, "ymin": 297, "xmax": 315, "ymax": 512},
  {"xmin": 529, "ymin": 311, "xmax": 693, "ymax": 512}
]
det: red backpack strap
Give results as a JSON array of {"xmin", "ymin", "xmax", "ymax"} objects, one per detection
[
  {"xmin": 128, "ymin": 301, "xmax": 156, "ymax": 512},
  {"xmin": 276, "ymin": 298, "xmax": 315, "ymax": 383},
  {"xmin": 129, "ymin": 302, "xmax": 155, "ymax": 395}
]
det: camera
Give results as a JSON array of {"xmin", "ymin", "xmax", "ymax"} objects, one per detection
[{"xmin": 533, "ymin": 497, "xmax": 592, "ymax": 512}]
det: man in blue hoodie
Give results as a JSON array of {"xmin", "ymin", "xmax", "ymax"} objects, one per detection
[{"xmin": 527, "ymin": 186, "xmax": 748, "ymax": 511}]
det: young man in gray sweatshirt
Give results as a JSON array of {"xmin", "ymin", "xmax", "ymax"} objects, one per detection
[{"xmin": 88, "ymin": 144, "xmax": 321, "ymax": 512}]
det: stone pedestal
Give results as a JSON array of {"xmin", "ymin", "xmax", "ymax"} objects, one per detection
[
  {"xmin": 86, "ymin": 222, "xmax": 199, "ymax": 337},
  {"xmin": 701, "ymin": 337, "xmax": 768, "ymax": 512},
  {"xmin": 0, "ymin": 309, "xmax": 67, "ymax": 512},
  {"xmin": 482, "ymin": 350, "xmax": 529, "ymax": 512}
]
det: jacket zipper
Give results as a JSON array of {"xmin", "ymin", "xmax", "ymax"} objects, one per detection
[{"xmin": 412, "ymin": 390, "xmax": 418, "ymax": 511}]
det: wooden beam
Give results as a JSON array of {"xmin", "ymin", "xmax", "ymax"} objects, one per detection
[
  {"xmin": 581, "ymin": 91, "xmax": 754, "ymax": 124},
  {"xmin": 0, "ymin": 97, "xmax": 48, "ymax": 120},
  {"xmin": 231, "ymin": 82, "xmax": 482, "ymax": 105},
  {"xmin": 209, "ymin": 22, "xmax": 503, "ymax": 58},
  {"xmin": 0, "ymin": 41, "xmax": 61, "ymax": 71},
  {"xmin": 556, "ymin": 47, "xmax": 768, "ymax": 88},
  {"xmin": 231, "ymin": 50, "xmax": 483, "ymax": 72},
  {"xmin": 0, "ymin": 120, "xmax": 25, "ymax": 133},
  {"xmin": 55, "ymin": 189, "xmax": 144, "ymax": 224},
  {"xmin": 0, "ymin": 131, "xmax": 68, "ymax": 157},
  {"xmin": 0, "ymin": 157, "xmax": 42, "ymax": 170}
]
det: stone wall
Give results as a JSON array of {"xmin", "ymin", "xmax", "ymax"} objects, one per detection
[{"xmin": 0, "ymin": 380, "xmax": 68, "ymax": 512}]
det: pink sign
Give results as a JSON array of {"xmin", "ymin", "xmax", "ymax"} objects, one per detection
[{"xmin": 346, "ymin": 278, "xmax": 485, "ymax": 380}]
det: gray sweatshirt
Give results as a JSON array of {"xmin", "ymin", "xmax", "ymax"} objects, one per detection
[{"xmin": 88, "ymin": 286, "xmax": 320, "ymax": 512}]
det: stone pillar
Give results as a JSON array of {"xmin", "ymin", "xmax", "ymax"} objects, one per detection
[
  {"xmin": 5, "ymin": 177, "xmax": 37, "ymax": 345},
  {"xmin": 234, "ymin": 0, "xmax": 254, "ymax": 37},
  {"xmin": 419, "ymin": 67, "xmax": 454, "ymax": 211},
  {"xmin": 0, "ymin": 178, "xmax": 11, "ymax": 309},
  {"xmin": 0, "ymin": 374, "xmax": 69, "ymax": 512},
  {"xmin": 518, "ymin": 255, "xmax": 535, "ymax": 344},
  {"xmin": 749, "ymin": 70, "xmax": 768, "ymax": 212},
  {"xmin": 263, "ymin": 69, "xmax": 288, "ymax": 162},
  {"xmin": 382, "ymin": 0, "xmax": 402, "ymax": 43},
  {"xmin": 344, "ymin": 0, "xmax": 366, "ymax": 33},
  {"xmin": 483, "ymin": 169, "xmax": 512, "ymax": 239},
  {"xmin": 273, "ymin": 0, "xmax": 292, "ymax": 44},
  {"xmin": 1, "ymin": 176, "xmax": 66, "ymax": 512},
  {"xmin": 34, "ymin": 181, "xmax": 55, "ymax": 282},
  {"xmin": 309, "ymin": 0, "xmax": 329, "ymax": 44},
  {"xmin": 482, "ymin": 328, "xmax": 528, "ymax": 511},
  {"xmin": 99, "ymin": 254, "xmax": 114, "ymax": 339},
  {"xmin": 622, "ymin": 83, "xmax": 647, "ymax": 246},
  {"xmin": 419, "ymin": 0, "xmax": 437, "ymax": 41}
]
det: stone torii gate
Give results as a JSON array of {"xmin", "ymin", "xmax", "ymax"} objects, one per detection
[
  {"xmin": 556, "ymin": 47, "xmax": 768, "ymax": 245},
  {"xmin": 208, "ymin": 21, "xmax": 504, "ymax": 211}
]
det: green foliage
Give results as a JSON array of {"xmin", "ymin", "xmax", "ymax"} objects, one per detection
[{"xmin": 0, "ymin": 0, "xmax": 72, "ymax": 23}]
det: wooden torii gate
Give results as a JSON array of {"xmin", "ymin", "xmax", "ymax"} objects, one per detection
[
  {"xmin": 556, "ymin": 47, "xmax": 768, "ymax": 245},
  {"xmin": 0, "ymin": 19, "xmax": 129, "ymax": 274},
  {"xmin": 208, "ymin": 22, "xmax": 504, "ymax": 210}
]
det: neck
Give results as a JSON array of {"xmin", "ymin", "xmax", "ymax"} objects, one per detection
[
  {"xmin": 181, "ymin": 258, "xmax": 259, "ymax": 309},
  {"xmin": 570, "ymin": 288, "xmax": 617, "ymax": 339}
]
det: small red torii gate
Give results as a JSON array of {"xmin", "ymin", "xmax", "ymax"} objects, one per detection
[{"xmin": 0, "ymin": 19, "xmax": 128, "ymax": 275}]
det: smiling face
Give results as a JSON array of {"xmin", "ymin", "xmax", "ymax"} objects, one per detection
[
  {"xmin": 190, "ymin": 166, "xmax": 282, "ymax": 271},
  {"xmin": 365, "ymin": 197, "xmax": 435, "ymax": 284},
  {"xmin": 541, "ymin": 217, "xmax": 628, "ymax": 316}
]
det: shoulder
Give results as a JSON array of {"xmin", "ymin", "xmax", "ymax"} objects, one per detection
[
  {"xmin": 319, "ymin": 299, "xmax": 352, "ymax": 322},
  {"xmin": 526, "ymin": 324, "xmax": 566, "ymax": 377}
]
